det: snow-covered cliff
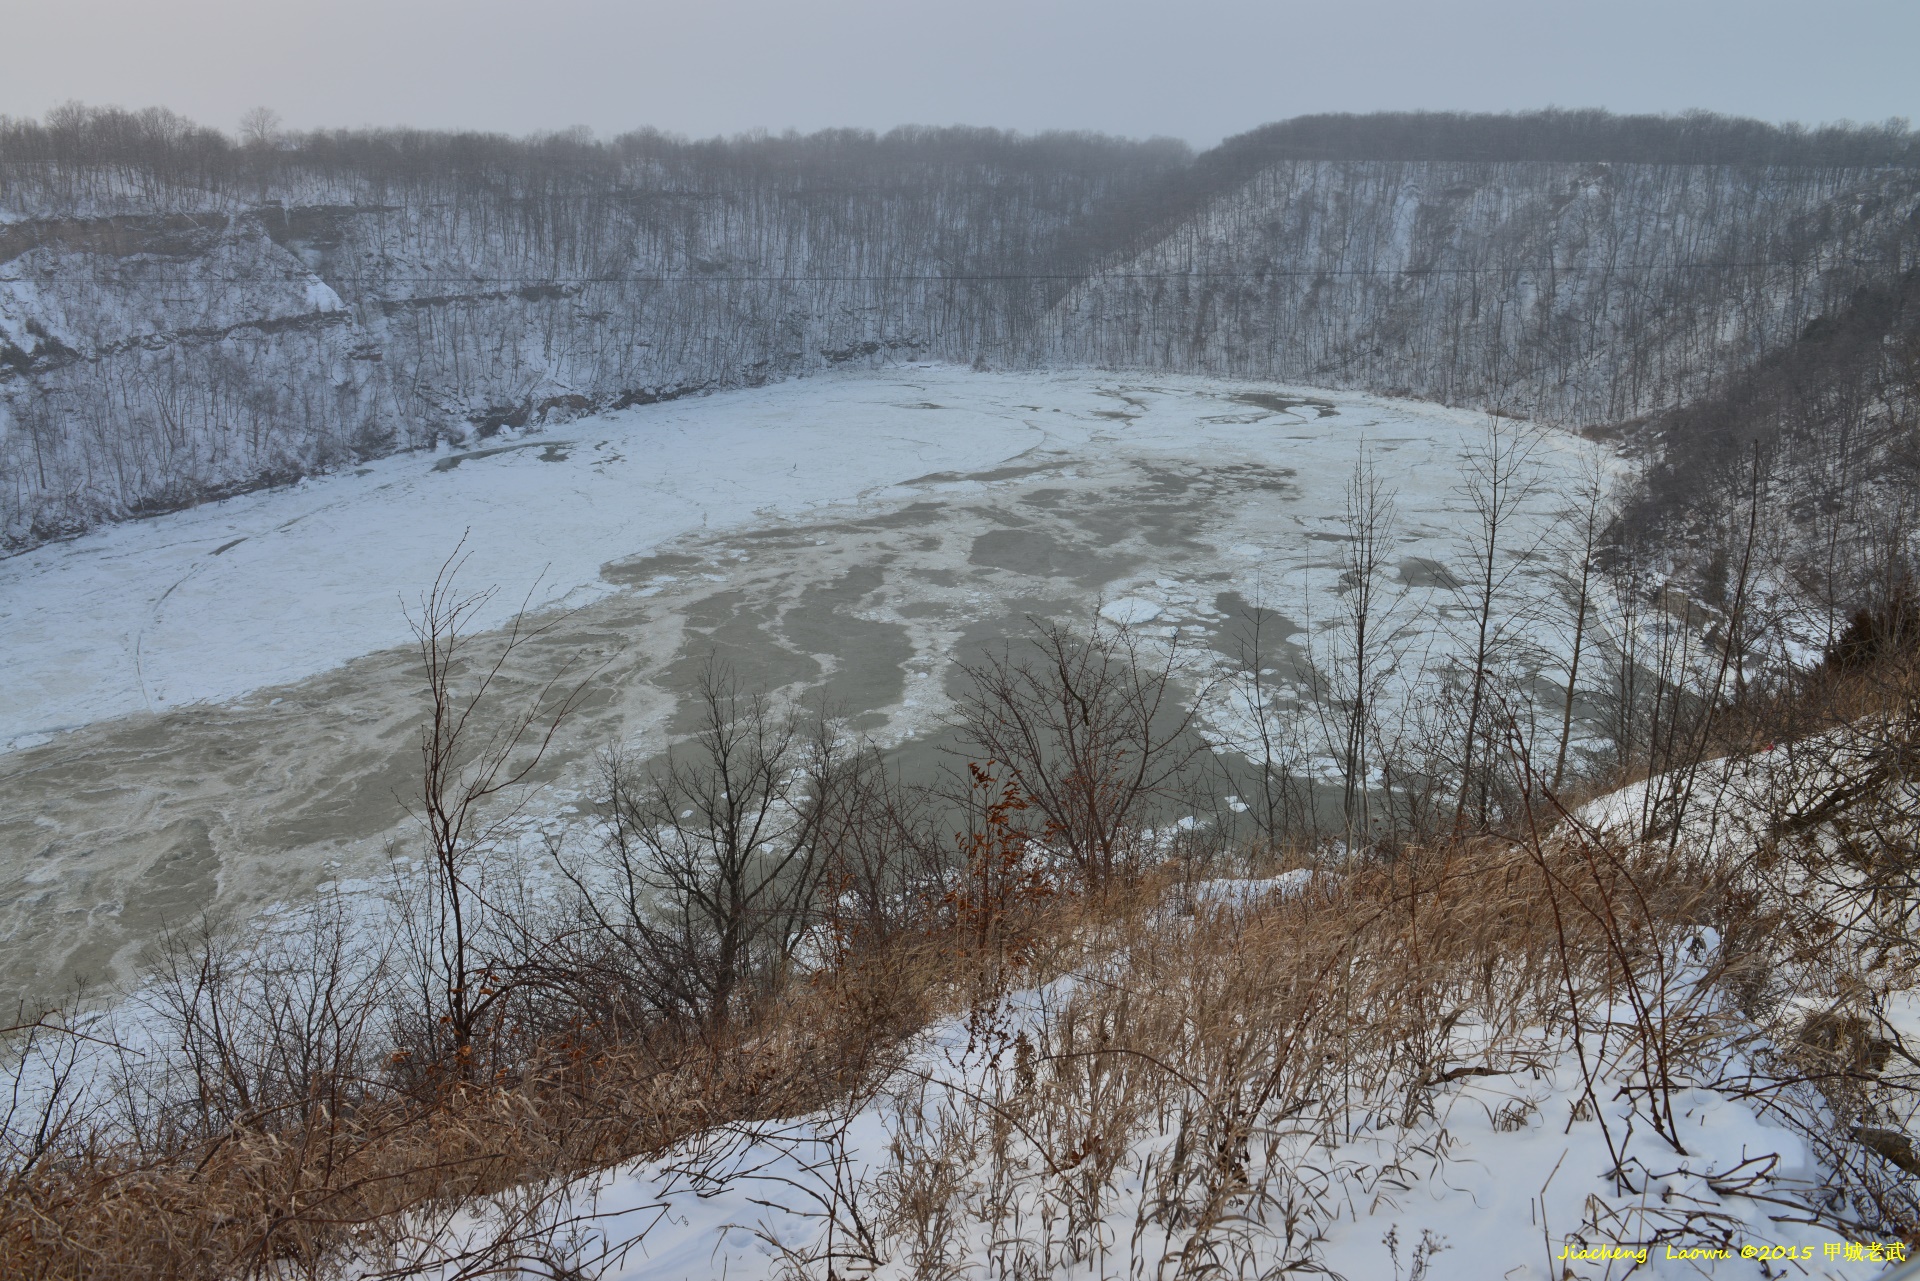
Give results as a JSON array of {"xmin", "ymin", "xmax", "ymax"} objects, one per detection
[
  {"xmin": 0, "ymin": 122, "xmax": 1178, "ymax": 547},
  {"xmin": 4, "ymin": 111, "xmax": 1918, "ymax": 551},
  {"xmin": 1044, "ymin": 160, "xmax": 1920, "ymax": 424}
]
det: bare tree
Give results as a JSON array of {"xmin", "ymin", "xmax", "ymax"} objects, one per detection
[
  {"xmin": 1550, "ymin": 457, "xmax": 1613, "ymax": 793},
  {"xmin": 560, "ymin": 662, "xmax": 843, "ymax": 1031},
  {"xmin": 1, "ymin": 1005, "xmax": 106, "ymax": 1185},
  {"xmin": 238, "ymin": 106, "xmax": 281, "ymax": 148},
  {"xmin": 953, "ymin": 617, "xmax": 1210, "ymax": 886},
  {"xmin": 395, "ymin": 545, "xmax": 590, "ymax": 1075},
  {"xmin": 810, "ymin": 745, "xmax": 942, "ymax": 958},
  {"xmin": 1223, "ymin": 597, "xmax": 1314, "ymax": 845},
  {"xmin": 129, "ymin": 903, "xmax": 386, "ymax": 1152},
  {"xmin": 1318, "ymin": 450, "xmax": 1402, "ymax": 850},
  {"xmin": 1450, "ymin": 418, "xmax": 1547, "ymax": 833},
  {"xmin": 1644, "ymin": 449, "xmax": 1767, "ymax": 847}
]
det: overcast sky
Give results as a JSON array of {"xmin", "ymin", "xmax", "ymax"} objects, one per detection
[{"xmin": 7, "ymin": 0, "xmax": 1916, "ymax": 147}]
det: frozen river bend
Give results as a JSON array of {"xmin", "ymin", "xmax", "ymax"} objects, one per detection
[{"xmin": 0, "ymin": 368, "xmax": 1595, "ymax": 1001}]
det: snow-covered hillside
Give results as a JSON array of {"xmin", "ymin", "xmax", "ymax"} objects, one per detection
[
  {"xmin": 349, "ymin": 690, "xmax": 1920, "ymax": 1281},
  {"xmin": 4, "ymin": 114, "xmax": 1916, "ymax": 552},
  {"xmin": 0, "ymin": 126, "xmax": 1175, "ymax": 549},
  {"xmin": 1048, "ymin": 160, "xmax": 1920, "ymax": 425},
  {"xmin": 420, "ymin": 978, "xmax": 1897, "ymax": 1281},
  {"xmin": 352, "ymin": 726, "xmax": 1920, "ymax": 1281}
]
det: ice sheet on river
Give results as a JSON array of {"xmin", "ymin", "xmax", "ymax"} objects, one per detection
[{"xmin": 0, "ymin": 367, "xmax": 1601, "ymax": 1000}]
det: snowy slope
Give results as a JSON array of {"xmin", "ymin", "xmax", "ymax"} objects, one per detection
[
  {"xmin": 1047, "ymin": 161, "xmax": 1920, "ymax": 426},
  {"xmin": 354, "ymin": 731, "xmax": 1920, "ymax": 1281},
  {"xmin": 377, "ymin": 978, "xmax": 1900, "ymax": 1281},
  {"xmin": 6, "ymin": 149, "xmax": 1915, "ymax": 552}
]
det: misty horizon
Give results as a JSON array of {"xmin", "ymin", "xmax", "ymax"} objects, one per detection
[
  {"xmin": 11, "ymin": 100, "xmax": 1916, "ymax": 162},
  {"xmin": 8, "ymin": 0, "xmax": 1919, "ymax": 150}
]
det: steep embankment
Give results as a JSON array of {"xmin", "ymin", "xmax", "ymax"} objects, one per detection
[
  {"xmin": 0, "ymin": 127, "xmax": 1180, "ymax": 546},
  {"xmin": 4, "ymin": 110, "xmax": 1919, "ymax": 552},
  {"xmin": 1046, "ymin": 160, "xmax": 1920, "ymax": 425},
  {"xmin": 1616, "ymin": 267, "xmax": 1920, "ymax": 620}
]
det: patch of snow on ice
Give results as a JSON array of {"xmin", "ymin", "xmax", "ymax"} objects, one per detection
[{"xmin": 1099, "ymin": 596, "xmax": 1162, "ymax": 625}]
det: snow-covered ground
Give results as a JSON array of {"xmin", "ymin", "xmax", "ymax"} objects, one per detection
[{"xmin": 378, "ymin": 973, "xmax": 1899, "ymax": 1281}]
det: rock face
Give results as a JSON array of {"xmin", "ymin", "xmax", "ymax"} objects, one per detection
[
  {"xmin": 1046, "ymin": 160, "xmax": 1920, "ymax": 426},
  {"xmin": 0, "ymin": 125, "xmax": 1185, "ymax": 548},
  {"xmin": 3, "ymin": 112, "xmax": 1918, "ymax": 550}
]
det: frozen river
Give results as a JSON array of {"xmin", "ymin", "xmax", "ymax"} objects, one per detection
[{"xmin": 0, "ymin": 367, "xmax": 1599, "ymax": 1002}]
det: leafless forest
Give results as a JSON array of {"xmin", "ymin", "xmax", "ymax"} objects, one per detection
[{"xmin": 3, "ymin": 106, "xmax": 1916, "ymax": 584}]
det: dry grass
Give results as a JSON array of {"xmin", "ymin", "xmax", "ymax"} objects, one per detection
[
  {"xmin": 6, "ymin": 648, "xmax": 1916, "ymax": 1279},
  {"xmin": 0, "ymin": 932, "xmax": 961, "ymax": 1280},
  {"xmin": 5, "ymin": 775, "xmax": 1910, "ymax": 1276},
  {"xmin": 3, "ymin": 790, "xmax": 1912, "ymax": 1277},
  {"xmin": 820, "ymin": 831, "xmax": 1773, "ymax": 1277}
]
